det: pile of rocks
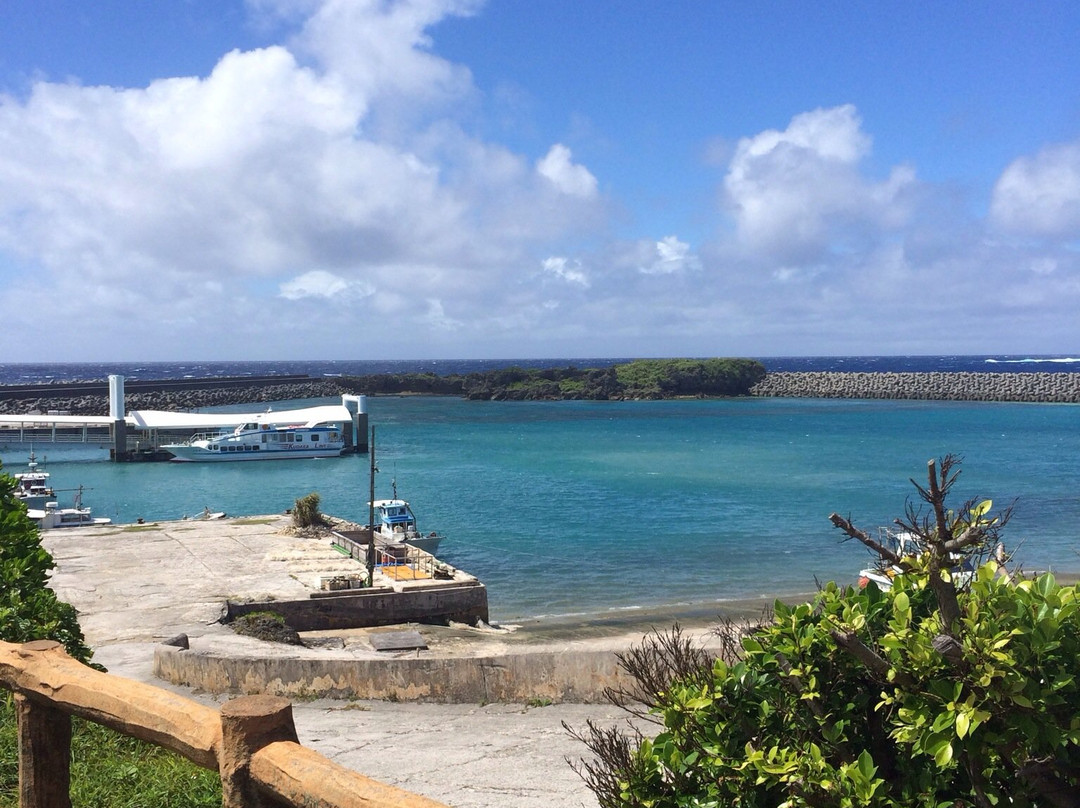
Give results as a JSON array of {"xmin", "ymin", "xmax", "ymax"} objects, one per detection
[{"xmin": 750, "ymin": 372, "xmax": 1080, "ymax": 403}]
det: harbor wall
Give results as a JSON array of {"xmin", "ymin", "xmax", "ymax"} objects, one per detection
[
  {"xmin": 154, "ymin": 643, "xmax": 626, "ymax": 703},
  {"xmin": 750, "ymin": 371, "xmax": 1080, "ymax": 403},
  {"xmin": 225, "ymin": 582, "xmax": 490, "ymax": 632}
]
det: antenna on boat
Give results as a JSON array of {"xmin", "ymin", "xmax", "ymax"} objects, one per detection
[{"xmin": 391, "ymin": 478, "xmax": 398, "ymax": 499}]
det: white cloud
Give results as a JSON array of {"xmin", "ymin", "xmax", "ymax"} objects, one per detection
[
  {"xmin": 0, "ymin": 0, "xmax": 613, "ymax": 357},
  {"xmin": 279, "ymin": 269, "xmax": 373, "ymax": 300},
  {"xmin": 541, "ymin": 256, "xmax": 589, "ymax": 287},
  {"xmin": 990, "ymin": 141, "xmax": 1080, "ymax": 238},
  {"xmin": 723, "ymin": 105, "xmax": 915, "ymax": 265},
  {"xmin": 638, "ymin": 236, "xmax": 701, "ymax": 275},
  {"xmin": 536, "ymin": 143, "xmax": 598, "ymax": 198}
]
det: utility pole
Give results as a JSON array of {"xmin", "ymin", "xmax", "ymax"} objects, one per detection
[{"xmin": 366, "ymin": 425, "xmax": 376, "ymax": 587}]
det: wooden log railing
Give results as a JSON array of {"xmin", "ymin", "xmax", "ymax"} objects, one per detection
[{"xmin": 0, "ymin": 639, "xmax": 448, "ymax": 808}]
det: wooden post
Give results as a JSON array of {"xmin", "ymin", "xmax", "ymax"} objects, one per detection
[
  {"xmin": 219, "ymin": 695, "xmax": 298, "ymax": 808},
  {"xmin": 15, "ymin": 641, "xmax": 72, "ymax": 808}
]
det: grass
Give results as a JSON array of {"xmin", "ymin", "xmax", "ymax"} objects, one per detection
[{"xmin": 1, "ymin": 694, "xmax": 221, "ymax": 808}]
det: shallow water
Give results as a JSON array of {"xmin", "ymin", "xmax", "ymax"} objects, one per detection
[{"xmin": 4, "ymin": 395, "xmax": 1079, "ymax": 621}]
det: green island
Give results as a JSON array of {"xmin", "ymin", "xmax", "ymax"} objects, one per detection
[{"xmin": 339, "ymin": 357, "xmax": 766, "ymax": 401}]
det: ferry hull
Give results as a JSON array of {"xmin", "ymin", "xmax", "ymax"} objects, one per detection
[{"xmin": 166, "ymin": 446, "xmax": 345, "ymax": 462}]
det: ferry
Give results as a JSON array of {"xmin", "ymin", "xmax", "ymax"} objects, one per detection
[{"xmin": 163, "ymin": 422, "xmax": 346, "ymax": 462}]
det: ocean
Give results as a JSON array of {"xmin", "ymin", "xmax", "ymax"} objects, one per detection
[
  {"xmin": 1, "ymin": 355, "xmax": 1079, "ymax": 622},
  {"xmin": 1, "ymin": 354, "xmax": 1080, "ymax": 384}
]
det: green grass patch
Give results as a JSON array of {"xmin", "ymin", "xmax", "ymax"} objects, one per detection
[
  {"xmin": 1, "ymin": 695, "xmax": 221, "ymax": 808},
  {"xmin": 229, "ymin": 518, "xmax": 277, "ymax": 526}
]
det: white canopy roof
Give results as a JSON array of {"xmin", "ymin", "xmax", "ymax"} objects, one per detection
[
  {"xmin": 125, "ymin": 404, "xmax": 354, "ymax": 431},
  {"xmin": 0, "ymin": 414, "xmax": 115, "ymax": 427}
]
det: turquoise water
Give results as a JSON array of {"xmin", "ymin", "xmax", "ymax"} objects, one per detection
[{"xmin": 4, "ymin": 396, "xmax": 1079, "ymax": 621}]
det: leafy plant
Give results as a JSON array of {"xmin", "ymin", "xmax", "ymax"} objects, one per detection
[
  {"xmin": 292, "ymin": 491, "xmax": 322, "ymax": 528},
  {"xmin": 0, "ymin": 462, "xmax": 93, "ymax": 663},
  {"xmin": 570, "ymin": 456, "xmax": 1080, "ymax": 807}
]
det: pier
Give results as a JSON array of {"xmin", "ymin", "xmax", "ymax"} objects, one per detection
[{"xmin": 0, "ymin": 374, "xmax": 369, "ymax": 459}]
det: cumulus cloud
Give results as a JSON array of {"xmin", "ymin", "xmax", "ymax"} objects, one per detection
[
  {"xmin": 0, "ymin": 0, "xmax": 612, "ymax": 357},
  {"xmin": 723, "ymin": 105, "xmax": 915, "ymax": 265},
  {"xmin": 541, "ymin": 256, "xmax": 590, "ymax": 287},
  {"xmin": 638, "ymin": 236, "xmax": 701, "ymax": 275},
  {"xmin": 990, "ymin": 141, "xmax": 1080, "ymax": 238},
  {"xmin": 279, "ymin": 269, "xmax": 373, "ymax": 300},
  {"xmin": 536, "ymin": 143, "xmax": 598, "ymax": 198}
]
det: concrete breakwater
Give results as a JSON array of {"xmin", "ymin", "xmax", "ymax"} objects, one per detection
[
  {"xmin": 0, "ymin": 380, "xmax": 346, "ymax": 416},
  {"xmin": 751, "ymin": 371, "xmax": 1080, "ymax": 403}
]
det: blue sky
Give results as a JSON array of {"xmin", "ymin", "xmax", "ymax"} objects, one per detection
[{"xmin": 1, "ymin": 0, "xmax": 1078, "ymax": 360}]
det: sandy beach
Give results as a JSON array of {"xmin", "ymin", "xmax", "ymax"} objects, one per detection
[{"xmin": 41, "ymin": 515, "xmax": 788, "ymax": 808}]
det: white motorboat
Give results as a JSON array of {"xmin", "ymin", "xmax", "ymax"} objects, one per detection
[
  {"xmin": 164, "ymin": 421, "xmax": 345, "ymax": 462},
  {"xmin": 369, "ymin": 483, "xmax": 445, "ymax": 554},
  {"xmin": 27, "ymin": 486, "xmax": 111, "ymax": 529},
  {"xmin": 12, "ymin": 450, "xmax": 55, "ymax": 509},
  {"xmin": 857, "ymin": 529, "xmax": 974, "ymax": 590}
]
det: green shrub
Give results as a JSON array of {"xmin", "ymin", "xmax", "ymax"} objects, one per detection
[
  {"xmin": 292, "ymin": 491, "xmax": 322, "ymax": 527},
  {"xmin": 572, "ymin": 456, "xmax": 1080, "ymax": 807},
  {"xmin": 0, "ymin": 462, "xmax": 92, "ymax": 663},
  {"xmin": 1, "ymin": 461, "xmax": 220, "ymax": 807}
]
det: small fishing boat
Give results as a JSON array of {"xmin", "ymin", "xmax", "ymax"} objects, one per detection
[
  {"xmin": 27, "ymin": 486, "xmax": 111, "ymax": 529},
  {"xmin": 857, "ymin": 529, "xmax": 974, "ymax": 590},
  {"xmin": 12, "ymin": 450, "xmax": 55, "ymax": 509},
  {"xmin": 369, "ymin": 495, "xmax": 445, "ymax": 554},
  {"xmin": 163, "ymin": 421, "xmax": 345, "ymax": 462}
]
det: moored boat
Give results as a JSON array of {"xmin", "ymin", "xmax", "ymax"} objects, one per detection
[
  {"xmin": 369, "ymin": 484, "xmax": 445, "ymax": 554},
  {"xmin": 12, "ymin": 450, "xmax": 55, "ymax": 509},
  {"xmin": 163, "ymin": 421, "xmax": 345, "ymax": 462},
  {"xmin": 26, "ymin": 486, "xmax": 111, "ymax": 529},
  {"xmin": 857, "ymin": 529, "xmax": 974, "ymax": 590}
]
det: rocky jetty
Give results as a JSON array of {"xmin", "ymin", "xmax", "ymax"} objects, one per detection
[
  {"xmin": 750, "ymin": 372, "xmax": 1080, "ymax": 403},
  {"xmin": 0, "ymin": 381, "xmax": 346, "ymax": 416}
]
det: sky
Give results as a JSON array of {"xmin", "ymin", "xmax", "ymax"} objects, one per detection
[{"xmin": 1, "ymin": 1, "xmax": 1078, "ymax": 361}]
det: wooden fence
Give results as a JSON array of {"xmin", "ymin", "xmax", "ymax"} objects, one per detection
[{"xmin": 0, "ymin": 639, "xmax": 448, "ymax": 808}]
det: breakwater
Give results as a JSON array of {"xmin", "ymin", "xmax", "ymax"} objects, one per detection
[
  {"xmin": 0, "ymin": 379, "xmax": 345, "ymax": 415},
  {"xmin": 751, "ymin": 372, "xmax": 1080, "ymax": 403}
]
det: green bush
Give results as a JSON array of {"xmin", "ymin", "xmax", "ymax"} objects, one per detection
[
  {"xmin": 0, "ymin": 462, "xmax": 92, "ymax": 662},
  {"xmin": 292, "ymin": 491, "xmax": 322, "ymax": 528},
  {"xmin": 572, "ymin": 457, "xmax": 1080, "ymax": 807}
]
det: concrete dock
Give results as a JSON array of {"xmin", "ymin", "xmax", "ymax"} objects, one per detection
[
  {"xmin": 38, "ymin": 513, "xmax": 734, "ymax": 808},
  {"xmin": 40, "ymin": 514, "xmax": 647, "ymax": 703}
]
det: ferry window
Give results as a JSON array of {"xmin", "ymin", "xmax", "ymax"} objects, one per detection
[
  {"xmin": 312, "ymin": 434, "xmax": 319, "ymax": 442},
  {"xmin": 262, "ymin": 435, "xmax": 267, "ymax": 443}
]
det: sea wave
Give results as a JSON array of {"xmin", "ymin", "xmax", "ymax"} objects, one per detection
[{"xmin": 985, "ymin": 357, "xmax": 1080, "ymax": 365}]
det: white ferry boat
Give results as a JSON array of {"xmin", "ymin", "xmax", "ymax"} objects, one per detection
[{"xmin": 163, "ymin": 422, "xmax": 346, "ymax": 462}]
